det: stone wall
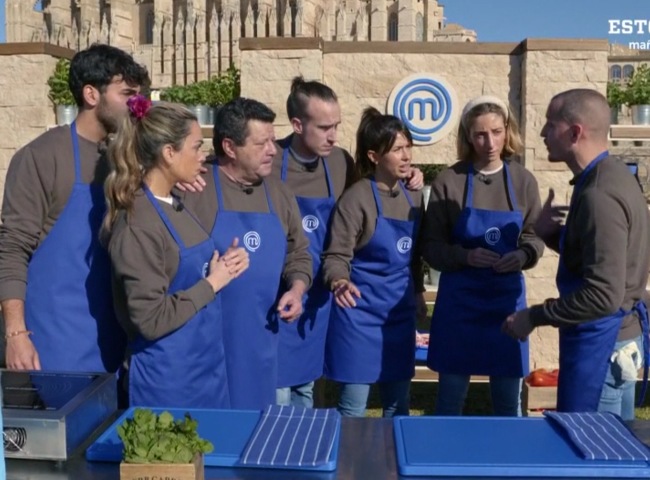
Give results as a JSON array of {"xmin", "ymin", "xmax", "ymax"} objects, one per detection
[
  {"xmin": 239, "ymin": 37, "xmax": 612, "ymax": 369},
  {"xmin": 0, "ymin": 43, "xmax": 74, "ymax": 211},
  {"xmin": 0, "ymin": 38, "xmax": 628, "ymax": 371}
]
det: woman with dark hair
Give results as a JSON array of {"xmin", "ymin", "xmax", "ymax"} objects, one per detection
[
  {"xmin": 322, "ymin": 107, "xmax": 426, "ymax": 417},
  {"xmin": 103, "ymin": 98, "xmax": 249, "ymax": 408},
  {"xmin": 422, "ymin": 95, "xmax": 544, "ymax": 416}
]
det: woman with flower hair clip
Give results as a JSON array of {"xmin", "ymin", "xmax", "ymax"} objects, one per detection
[{"xmin": 102, "ymin": 97, "xmax": 249, "ymax": 408}]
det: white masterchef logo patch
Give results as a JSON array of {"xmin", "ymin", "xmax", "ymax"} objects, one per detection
[
  {"xmin": 243, "ymin": 231, "xmax": 261, "ymax": 252},
  {"xmin": 484, "ymin": 227, "xmax": 501, "ymax": 246},
  {"xmin": 397, "ymin": 236, "xmax": 412, "ymax": 254},
  {"xmin": 302, "ymin": 215, "xmax": 319, "ymax": 233}
]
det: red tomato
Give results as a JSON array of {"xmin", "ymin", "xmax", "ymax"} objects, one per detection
[{"xmin": 526, "ymin": 368, "xmax": 559, "ymax": 387}]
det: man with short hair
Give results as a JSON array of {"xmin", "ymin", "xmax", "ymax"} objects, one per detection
[
  {"xmin": 182, "ymin": 97, "xmax": 312, "ymax": 410},
  {"xmin": 0, "ymin": 44, "xmax": 149, "ymax": 373},
  {"xmin": 503, "ymin": 88, "xmax": 650, "ymax": 420},
  {"xmin": 273, "ymin": 77, "xmax": 424, "ymax": 408}
]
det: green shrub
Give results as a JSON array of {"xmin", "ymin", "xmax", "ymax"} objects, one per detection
[{"xmin": 47, "ymin": 58, "xmax": 75, "ymax": 106}]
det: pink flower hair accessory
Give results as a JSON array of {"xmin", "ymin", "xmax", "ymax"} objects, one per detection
[{"xmin": 127, "ymin": 95, "xmax": 152, "ymax": 120}]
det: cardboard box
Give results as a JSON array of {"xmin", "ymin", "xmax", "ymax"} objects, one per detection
[
  {"xmin": 522, "ymin": 382, "xmax": 557, "ymax": 417},
  {"xmin": 120, "ymin": 454, "xmax": 204, "ymax": 480}
]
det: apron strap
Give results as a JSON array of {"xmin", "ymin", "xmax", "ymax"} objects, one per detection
[
  {"xmin": 282, "ymin": 145, "xmax": 335, "ymax": 200},
  {"xmin": 213, "ymin": 164, "xmax": 226, "ymax": 211},
  {"xmin": 465, "ymin": 161, "xmax": 518, "ymax": 211},
  {"xmin": 371, "ymin": 179, "xmax": 414, "ymax": 220},
  {"xmin": 281, "ymin": 147, "xmax": 290, "ymax": 182},
  {"xmin": 369, "ymin": 179, "xmax": 383, "ymax": 217},
  {"xmin": 322, "ymin": 157, "xmax": 335, "ymax": 200},
  {"xmin": 143, "ymin": 185, "xmax": 187, "ymax": 250},
  {"xmin": 215, "ymin": 164, "xmax": 277, "ymax": 215},
  {"xmin": 634, "ymin": 301, "xmax": 650, "ymax": 407},
  {"xmin": 70, "ymin": 122, "xmax": 82, "ymax": 185},
  {"xmin": 503, "ymin": 162, "xmax": 519, "ymax": 211},
  {"xmin": 465, "ymin": 163, "xmax": 476, "ymax": 208}
]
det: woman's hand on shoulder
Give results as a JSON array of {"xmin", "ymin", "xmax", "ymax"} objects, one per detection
[
  {"xmin": 175, "ymin": 166, "xmax": 208, "ymax": 193},
  {"xmin": 405, "ymin": 167, "xmax": 425, "ymax": 191}
]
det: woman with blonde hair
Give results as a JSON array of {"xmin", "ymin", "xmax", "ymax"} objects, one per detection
[
  {"xmin": 103, "ymin": 97, "xmax": 249, "ymax": 408},
  {"xmin": 422, "ymin": 95, "xmax": 544, "ymax": 416}
]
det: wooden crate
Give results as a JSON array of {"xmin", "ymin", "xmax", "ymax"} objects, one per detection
[
  {"xmin": 522, "ymin": 382, "xmax": 557, "ymax": 417},
  {"xmin": 120, "ymin": 453, "xmax": 204, "ymax": 480}
]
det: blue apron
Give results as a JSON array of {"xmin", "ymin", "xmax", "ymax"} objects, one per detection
[
  {"xmin": 556, "ymin": 152, "xmax": 650, "ymax": 412},
  {"xmin": 128, "ymin": 187, "xmax": 229, "ymax": 408},
  {"xmin": 210, "ymin": 166, "xmax": 286, "ymax": 409},
  {"xmin": 276, "ymin": 148, "xmax": 336, "ymax": 387},
  {"xmin": 325, "ymin": 180, "xmax": 419, "ymax": 383},
  {"xmin": 428, "ymin": 162, "xmax": 529, "ymax": 377},
  {"xmin": 25, "ymin": 122, "xmax": 125, "ymax": 372}
]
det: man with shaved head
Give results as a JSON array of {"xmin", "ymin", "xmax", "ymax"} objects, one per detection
[{"xmin": 502, "ymin": 88, "xmax": 650, "ymax": 419}]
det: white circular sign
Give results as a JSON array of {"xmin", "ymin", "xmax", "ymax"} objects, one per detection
[{"xmin": 387, "ymin": 73, "xmax": 459, "ymax": 146}]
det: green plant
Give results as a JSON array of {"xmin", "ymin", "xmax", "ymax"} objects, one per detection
[
  {"xmin": 625, "ymin": 63, "xmax": 650, "ymax": 106},
  {"xmin": 117, "ymin": 409, "xmax": 213, "ymax": 464},
  {"xmin": 413, "ymin": 163, "xmax": 447, "ymax": 185},
  {"xmin": 607, "ymin": 81, "xmax": 626, "ymax": 109},
  {"xmin": 205, "ymin": 67, "xmax": 241, "ymax": 106},
  {"xmin": 218, "ymin": 66, "xmax": 241, "ymax": 104},
  {"xmin": 47, "ymin": 58, "xmax": 75, "ymax": 106},
  {"xmin": 184, "ymin": 83, "xmax": 204, "ymax": 105},
  {"xmin": 159, "ymin": 84, "xmax": 192, "ymax": 104},
  {"xmin": 160, "ymin": 68, "xmax": 240, "ymax": 107}
]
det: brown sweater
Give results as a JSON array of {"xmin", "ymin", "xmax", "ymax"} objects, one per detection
[
  {"xmin": 109, "ymin": 192, "xmax": 215, "ymax": 342},
  {"xmin": 180, "ymin": 163, "xmax": 312, "ymax": 289},
  {"xmin": 322, "ymin": 177, "xmax": 425, "ymax": 292},
  {"xmin": 421, "ymin": 160, "xmax": 544, "ymax": 272},
  {"xmin": 527, "ymin": 156, "xmax": 650, "ymax": 340},
  {"xmin": 271, "ymin": 136, "xmax": 354, "ymax": 199},
  {"xmin": 0, "ymin": 125, "xmax": 110, "ymax": 301}
]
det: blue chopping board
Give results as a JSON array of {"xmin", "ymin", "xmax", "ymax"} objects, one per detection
[
  {"xmin": 394, "ymin": 416, "xmax": 650, "ymax": 477},
  {"xmin": 86, "ymin": 407, "xmax": 340, "ymax": 471}
]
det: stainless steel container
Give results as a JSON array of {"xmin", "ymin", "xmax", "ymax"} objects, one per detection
[
  {"xmin": 55, "ymin": 105, "xmax": 77, "ymax": 126},
  {"xmin": 2, "ymin": 370, "xmax": 117, "ymax": 461},
  {"xmin": 631, "ymin": 104, "xmax": 650, "ymax": 125},
  {"xmin": 187, "ymin": 104, "xmax": 210, "ymax": 126}
]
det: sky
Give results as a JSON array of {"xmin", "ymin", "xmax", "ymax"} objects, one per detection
[
  {"xmin": 443, "ymin": 0, "xmax": 650, "ymax": 47},
  {"xmin": 0, "ymin": 0, "xmax": 648, "ymax": 46}
]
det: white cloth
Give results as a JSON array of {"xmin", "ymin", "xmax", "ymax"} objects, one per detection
[{"xmin": 610, "ymin": 340, "xmax": 642, "ymax": 382}]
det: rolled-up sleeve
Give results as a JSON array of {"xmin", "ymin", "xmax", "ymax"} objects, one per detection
[{"xmin": 0, "ymin": 146, "xmax": 52, "ymax": 301}]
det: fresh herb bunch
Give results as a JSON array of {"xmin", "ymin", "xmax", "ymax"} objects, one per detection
[{"xmin": 117, "ymin": 409, "xmax": 214, "ymax": 464}]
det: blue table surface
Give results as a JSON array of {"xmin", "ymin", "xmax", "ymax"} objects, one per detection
[
  {"xmin": 395, "ymin": 416, "xmax": 650, "ymax": 477},
  {"xmin": 7, "ymin": 416, "xmax": 650, "ymax": 480}
]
